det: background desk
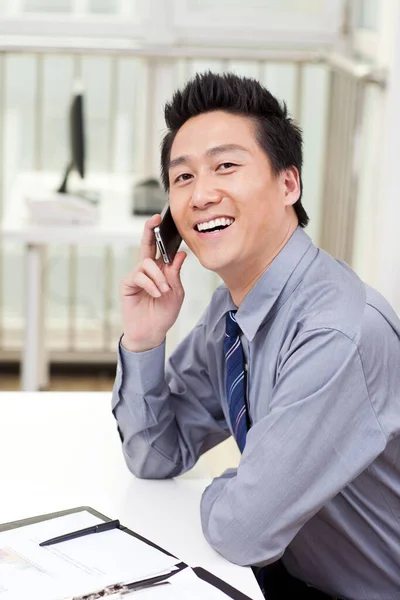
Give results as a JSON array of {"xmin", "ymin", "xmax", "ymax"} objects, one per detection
[
  {"xmin": 0, "ymin": 391, "xmax": 263, "ymax": 600},
  {"xmin": 2, "ymin": 171, "xmax": 145, "ymax": 391}
]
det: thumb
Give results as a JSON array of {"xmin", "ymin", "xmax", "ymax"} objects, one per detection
[{"xmin": 165, "ymin": 251, "xmax": 187, "ymax": 289}]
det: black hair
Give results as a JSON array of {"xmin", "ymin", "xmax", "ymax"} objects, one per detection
[{"xmin": 160, "ymin": 71, "xmax": 309, "ymax": 228}]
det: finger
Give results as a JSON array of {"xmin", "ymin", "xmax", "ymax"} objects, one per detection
[
  {"xmin": 142, "ymin": 257, "xmax": 171, "ymax": 294},
  {"xmin": 120, "ymin": 269, "xmax": 140, "ymax": 295},
  {"xmin": 164, "ymin": 251, "xmax": 187, "ymax": 289},
  {"xmin": 140, "ymin": 214, "xmax": 162, "ymax": 262},
  {"xmin": 132, "ymin": 271, "xmax": 162, "ymax": 298}
]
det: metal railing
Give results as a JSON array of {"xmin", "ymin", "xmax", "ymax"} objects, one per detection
[{"xmin": 0, "ymin": 40, "xmax": 386, "ymax": 364}]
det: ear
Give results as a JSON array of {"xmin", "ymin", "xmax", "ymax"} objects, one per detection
[{"xmin": 283, "ymin": 167, "xmax": 301, "ymax": 206}]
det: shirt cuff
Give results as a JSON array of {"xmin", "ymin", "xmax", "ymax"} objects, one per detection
[{"xmin": 118, "ymin": 338, "xmax": 166, "ymax": 395}]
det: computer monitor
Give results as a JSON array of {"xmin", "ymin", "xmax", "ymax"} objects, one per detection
[{"xmin": 57, "ymin": 89, "xmax": 85, "ymax": 194}]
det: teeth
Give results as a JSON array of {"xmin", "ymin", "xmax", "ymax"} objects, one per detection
[{"xmin": 197, "ymin": 217, "xmax": 234, "ymax": 232}]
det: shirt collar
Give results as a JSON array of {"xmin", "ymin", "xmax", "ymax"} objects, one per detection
[{"xmin": 209, "ymin": 227, "xmax": 318, "ymax": 341}]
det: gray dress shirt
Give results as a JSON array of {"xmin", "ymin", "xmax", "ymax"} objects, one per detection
[{"xmin": 112, "ymin": 227, "xmax": 400, "ymax": 600}]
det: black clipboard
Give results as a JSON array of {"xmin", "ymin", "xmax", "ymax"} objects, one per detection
[{"xmin": 0, "ymin": 505, "xmax": 255, "ymax": 600}]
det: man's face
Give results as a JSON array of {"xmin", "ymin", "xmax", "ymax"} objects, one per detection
[{"xmin": 168, "ymin": 110, "xmax": 299, "ymax": 278}]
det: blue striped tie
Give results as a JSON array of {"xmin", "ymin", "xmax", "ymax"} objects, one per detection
[{"xmin": 224, "ymin": 310, "xmax": 249, "ymax": 453}]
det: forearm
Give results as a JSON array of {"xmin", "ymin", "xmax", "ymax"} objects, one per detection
[
  {"xmin": 113, "ymin": 396, "xmax": 185, "ymax": 479},
  {"xmin": 112, "ymin": 335, "xmax": 229, "ymax": 479},
  {"xmin": 200, "ymin": 463, "xmax": 285, "ymax": 567},
  {"xmin": 113, "ymin": 342, "xmax": 190, "ymax": 478}
]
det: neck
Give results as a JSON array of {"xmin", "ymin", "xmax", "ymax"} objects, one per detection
[{"xmin": 224, "ymin": 219, "xmax": 298, "ymax": 306}]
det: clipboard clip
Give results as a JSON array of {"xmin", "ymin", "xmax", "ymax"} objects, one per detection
[
  {"xmin": 70, "ymin": 580, "xmax": 170, "ymax": 599},
  {"xmin": 68, "ymin": 563, "xmax": 187, "ymax": 600}
]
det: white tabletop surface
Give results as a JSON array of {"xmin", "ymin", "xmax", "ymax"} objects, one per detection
[{"xmin": 0, "ymin": 392, "xmax": 263, "ymax": 599}]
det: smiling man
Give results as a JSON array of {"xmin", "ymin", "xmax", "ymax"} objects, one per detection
[{"xmin": 112, "ymin": 72, "xmax": 400, "ymax": 600}]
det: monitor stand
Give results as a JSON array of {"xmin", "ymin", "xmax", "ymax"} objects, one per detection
[
  {"xmin": 57, "ymin": 162, "xmax": 100, "ymax": 205},
  {"xmin": 57, "ymin": 161, "xmax": 73, "ymax": 194}
]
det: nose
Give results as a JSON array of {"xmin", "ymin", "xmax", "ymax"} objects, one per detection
[{"xmin": 189, "ymin": 175, "xmax": 222, "ymax": 210}]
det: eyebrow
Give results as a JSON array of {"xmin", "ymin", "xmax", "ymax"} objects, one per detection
[{"xmin": 168, "ymin": 143, "xmax": 249, "ymax": 170}]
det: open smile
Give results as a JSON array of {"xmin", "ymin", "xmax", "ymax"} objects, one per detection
[{"xmin": 194, "ymin": 217, "xmax": 235, "ymax": 233}]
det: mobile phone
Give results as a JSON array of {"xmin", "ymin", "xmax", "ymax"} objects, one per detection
[{"xmin": 154, "ymin": 204, "xmax": 182, "ymax": 264}]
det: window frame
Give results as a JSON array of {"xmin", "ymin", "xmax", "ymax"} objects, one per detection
[
  {"xmin": 171, "ymin": 0, "xmax": 343, "ymax": 48},
  {"xmin": 0, "ymin": 0, "xmax": 344, "ymax": 49}
]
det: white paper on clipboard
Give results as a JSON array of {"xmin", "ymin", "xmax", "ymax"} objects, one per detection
[{"xmin": 0, "ymin": 510, "xmax": 179, "ymax": 600}]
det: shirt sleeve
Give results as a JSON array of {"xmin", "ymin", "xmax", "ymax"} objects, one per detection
[
  {"xmin": 200, "ymin": 327, "xmax": 387, "ymax": 566},
  {"xmin": 111, "ymin": 320, "xmax": 230, "ymax": 479}
]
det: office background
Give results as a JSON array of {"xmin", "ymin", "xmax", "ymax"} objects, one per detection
[{"xmin": 0, "ymin": 0, "xmax": 398, "ymax": 402}]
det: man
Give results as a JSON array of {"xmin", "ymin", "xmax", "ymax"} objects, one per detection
[{"xmin": 112, "ymin": 72, "xmax": 400, "ymax": 599}]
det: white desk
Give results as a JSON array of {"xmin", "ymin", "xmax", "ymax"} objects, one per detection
[
  {"xmin": 0, "ymin": 392, "xmax": 263, "ymax": 599},
  {"xmin": 2, "ymin": 171, "xmax": 210, "ymax": 391}
]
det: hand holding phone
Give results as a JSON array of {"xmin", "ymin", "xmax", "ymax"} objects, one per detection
[
  {"xmin": 119, "ymin": 212, "xmax": 186, "ymax": 353},
  {"xmin": 154, "ymin": 204, "xmax": 182, "ymax": 264}
]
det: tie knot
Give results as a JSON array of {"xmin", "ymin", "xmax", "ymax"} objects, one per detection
[{"xmin": 225, "ymin": 310, "xmax": 241, "ymax": 338}]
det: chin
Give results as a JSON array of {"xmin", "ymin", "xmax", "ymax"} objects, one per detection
[{"xmin": 196, "ymin": 252, "xmax": 233, "ymax": 275}]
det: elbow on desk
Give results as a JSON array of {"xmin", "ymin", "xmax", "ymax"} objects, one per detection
[
  {"xmin": 201, "ymin": 492, "xmax": 285, "ymax": 567},
  {"xmin": 202, "ymin": 519, "xmax": 285, "ymax": 567},
  {"xmin": 122, "ymin": 445, "xmax": 183, "ymax": 480}
]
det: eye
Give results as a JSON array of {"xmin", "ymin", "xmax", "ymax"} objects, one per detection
[
  {"xmin": 174, "ymin": 173, "xmax": 193, "ymax": 183},
  {"xmin": 217, "ymin": 162, "xmax": 237, "ymax": 170}
]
